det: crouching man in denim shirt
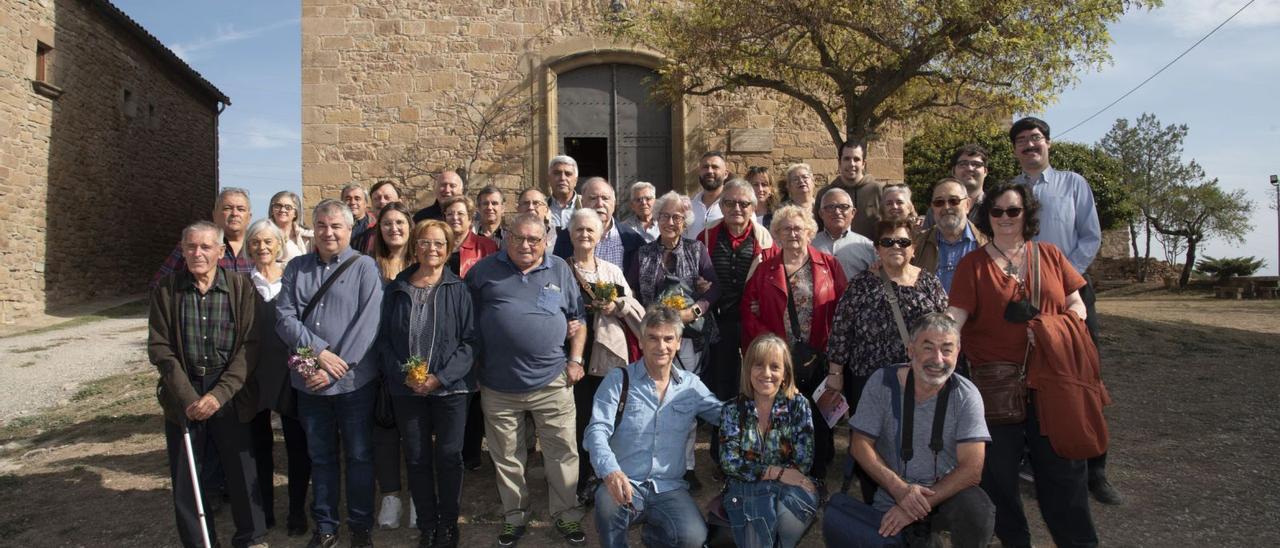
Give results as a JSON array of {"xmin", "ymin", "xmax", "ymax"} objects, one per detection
[{"xmin": 584, "ymin": 307, "xmax": 724, "ymax": 547}]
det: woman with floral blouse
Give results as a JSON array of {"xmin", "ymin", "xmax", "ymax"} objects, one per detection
[
  {"xmin": 718, "ymin": 334, "xmax": 818, "ymax": 548},
  {"xmin": 825, "ymin": 218, "xmax": 949, "ymax": 502}
]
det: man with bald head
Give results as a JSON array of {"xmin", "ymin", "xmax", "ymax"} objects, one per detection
[
  {"xmin": 813, "ymin": 187, "xmax": 876, "ymax": 280},
  {"xmin": 413, "ymin": 170, "xmax": 466, "ymax": 224},
  {"xmin": 552, "ymin": 177, "xmax": 645, "ymax": 272}
]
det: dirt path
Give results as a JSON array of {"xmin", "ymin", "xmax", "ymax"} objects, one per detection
[
  {"xmin": 1, "ymin": 294, "xmax": 1279, "ymax": 546},
  {"xmin": 0, "ymin": 315, "xmax": 150, "ymax": 424}
]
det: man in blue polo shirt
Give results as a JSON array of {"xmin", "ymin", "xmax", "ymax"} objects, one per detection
[{"xmin": 466, "ymin": 213, "xmax": 589, "ymax": 547}]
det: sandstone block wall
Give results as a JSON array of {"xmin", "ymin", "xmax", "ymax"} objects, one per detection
[
  {"xmin": 301, "ymin": 0, "xmax": 903, "ymax": 211},
  {"xmin": 0, "ymin": 0, "xmax": 221, "ymax": 322}
]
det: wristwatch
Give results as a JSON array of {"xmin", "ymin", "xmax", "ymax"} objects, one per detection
[{"xmin": 568, "ymin": 356, "xmax": 584, "ymax": 366}]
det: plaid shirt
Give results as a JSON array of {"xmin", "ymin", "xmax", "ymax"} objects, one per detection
[
  {"xmin": 595, "ymin": 222, "xmax": 626, "ymax": 268},
  {"xmin": 178, "ymin": 270, "xmax": 237, "ymax": 373},
  {"xmin": 150, "ymin": 237, "xmax": 254, "ymax": 289}
]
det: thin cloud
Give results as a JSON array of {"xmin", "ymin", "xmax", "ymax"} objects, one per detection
[
  {"xmin": 169, "ymin": 18, "xmax": 299, "ymax": 61},
  {"xmin": 1143, "ymin": 0, "xmax": 1280, "ymax": 36},
  {"xmin": 221, "ymin": 118, "xmax": 301, "ymax": 150}
]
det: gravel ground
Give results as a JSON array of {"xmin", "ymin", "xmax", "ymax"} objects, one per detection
[{"xmin": 0, "ymin": 316, "xmax": 150, "ymax": 424}]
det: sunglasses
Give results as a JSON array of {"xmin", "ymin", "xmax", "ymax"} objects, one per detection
[
  {"xmin": 876, "ymin": 237, "xmax": 912, "ymax": 249},
  {"xmin": 931, "ymin": 197, "xmax": 965, "ymax": 208},
  {"xmin": 989, "ymin": 207, "xmax": 1024, "ymax": 218}
]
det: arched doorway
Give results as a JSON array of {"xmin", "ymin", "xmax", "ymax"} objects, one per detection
[{"xmin": 556, "ymin": 63, "xmax": 673, "ymax": 202}]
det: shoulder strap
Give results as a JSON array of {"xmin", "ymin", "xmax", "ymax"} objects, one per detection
[
  {"xmin": 1028, "ymin": 242, "xmax": 1042, "ymax": 310},
  {"xmin": 901, "ymin": 370, "xmax": 954, "ymax": 465},
  {"xmin": 783, "ymin": 260, "xmax": 808, "ymax": 344},
  {"xmin": 613, "ymin": 368, "xmax": 630, "ymax": 429},
  {"xmin": 301, "ymin": 257, "xmax": 358, "ymax": 323},
  {"xmin": 878, "ymin": 268, "xmax": 912, "ymax": 350}
]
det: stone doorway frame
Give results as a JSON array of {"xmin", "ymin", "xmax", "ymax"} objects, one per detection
[{"xmin": 535, "ymin": 40, "xmax": 690, "ymax": 194}]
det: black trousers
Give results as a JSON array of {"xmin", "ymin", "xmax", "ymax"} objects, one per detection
[
  {"xmin": 841, "ymin": 373, "xmax": 879, "ymax": 503},
  {"xmin": 374, "ymin": 421, "xmax": 403, "ymax": 494},
  {"xmin": 249, "ymin": 409, "xmax": 312, "ymax": 524},
  {"xmin": 164, "ymin": 406, "xmax": 266, "ymax": 548},
  {"xmin": 1078, "ymin": 278, "xmax": 1110, "ymax": 482},
  {"xmin": 706, "ymin": 314, "xmax": 744, "ymax": 465},
  {"xmin": 394, "ymin": 393, "xmax": 468, "ymax": 533},
  {"xmin": 982, "ymin": 396, "xmax": 1097, "ymax": 548},
  {"xmin": 461, "ymin": 392, "xmax": 486, "ymax": 465},
  {"xmin": 805, "ymin": 393, "xmax": 835, "ymax": 480},
  {"xmin": 573, "ymin": 374, "xmax": 605, "ymax": 482}
]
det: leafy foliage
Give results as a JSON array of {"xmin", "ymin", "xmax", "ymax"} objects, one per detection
[
  {"xmin": 1148, "ymin": 181, "xmax": 1254, "ymax": 287},
  {"xmin": 606, "ymin": 0, "xmax": 1161, "ymax": 147},
  {"xmin": 1195, "ymin": 256, "xmax": 1267, "ymax": 283}
]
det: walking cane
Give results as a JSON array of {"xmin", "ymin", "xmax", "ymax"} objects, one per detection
[{"xmin": 182, "ymin": 420, "xmax": 214, "ymax": 548}]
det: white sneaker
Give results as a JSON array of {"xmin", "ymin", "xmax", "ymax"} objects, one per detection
[
  {"xmin": 377, "ymin": 494, "xmax": 402, "ymax": 529},
  {"xmin": 407, "ymin": 499, "xmax": 417, "ymax": 529}
]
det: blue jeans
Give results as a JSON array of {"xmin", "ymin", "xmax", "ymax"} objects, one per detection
[
  {"xmin": 393, "ymin": 393, "xmax": 468, "ymax": 533},
  {"xmin": 298, "ymin": 381, "xmax": 377, "ymax": 534},
  {"xmin": 724, "ymin": 480, "xmax": 818, "ymax": 548},
  {"xmin": 593, "ymin": 482, "xmax": 706, "ymax": 548}
]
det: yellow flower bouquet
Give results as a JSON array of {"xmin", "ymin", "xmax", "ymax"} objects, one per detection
[{"xmin": 401, "ymin": 355, "xmax": 429, "ymax": 388}]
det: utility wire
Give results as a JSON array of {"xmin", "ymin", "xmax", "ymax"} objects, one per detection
[{"xmin": 1058, "ymin": 0, "xmax": 1256, "ymax": 138}]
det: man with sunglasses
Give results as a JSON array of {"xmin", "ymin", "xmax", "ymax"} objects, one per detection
[
  {"xmin": 813, "ymin": 188, "xmax": 877, "ymax": 280},
  {"xmin": 913, "ymin": 178, "xmax": 988, "ymax": 294},
  {"xmin": 1009, "ymin": 117, "xmax": 1118, "ymax": 505}
]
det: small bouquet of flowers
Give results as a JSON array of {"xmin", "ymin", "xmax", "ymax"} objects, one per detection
[
  {"xmin": 401, "ymin": 355, "xmax": 429, "ymax": 388},
  {"xmin": 585, "ymin": 281, "xmax": 620, "ymax": 313},
  {"xmin": 658, "ymin": 285, "xmax": 691, "ymax": 312},
  {"xmin": 288, "ymin": 347, "xmax": 320, "ymax": 378}
]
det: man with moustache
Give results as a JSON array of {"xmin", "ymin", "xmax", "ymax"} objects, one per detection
[
  {"xmin": 816, "ymin": 140, "xmax": 882, "ymax": 239},
  {"xmin": 151, "ymin": 187, "xmax": 256, "ymax": 288},
  {"xmin": 1008, "ymin": 117, "xmax": 1118, "ymax": 505},
  {"xmin": 275, "ymin": 199, "xmax": 384, "ymax": 548},
  {"xmin": 685, "ymin": 151, "xmax": 730, "ymax": 239},
  {"xmin": 413, "ymin": 170, "xmax": 466, "ymax": 224},
  {"xmin": 913, "ymin": 177, "xmax": 989, "ymax": 294},
  {"xmin": 827, "ymin": 312, "xmax": 994, "ymax": 548},
  {"xmin": 552, "ymin": 177, "xmax": 645, "ymax": 272},
  {"xmin": 475, "ymin": 184, "xmax": 507, "ymax": 246},
  {"xmin": 547, "ymin": 156, "xmax": 583, "ymax": 229},
  {"xmin": 341, "ymin": 183, "xmax": 377, "ymax": 247},
  {"xmin": 813, "ymin": 188, "xmax": 877, "ymax": 280}
]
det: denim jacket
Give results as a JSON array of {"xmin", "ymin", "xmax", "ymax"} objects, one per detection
[{"xmin": 376, "ymin": 267, "xmax": 477, "ymax": 396}]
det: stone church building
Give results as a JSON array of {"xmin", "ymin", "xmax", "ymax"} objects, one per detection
[
  {"xmin": 0, "ymin": 0, "xmax": 230, "ymax": 322},
  {"xmin": 301, "ymin": 0, "xmax": 904, "ymax": 211}
]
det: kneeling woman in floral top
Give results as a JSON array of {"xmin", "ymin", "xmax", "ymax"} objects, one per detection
[{"xmin": 718, "ymin": 334, "xmax": 818, "ymax": 547}]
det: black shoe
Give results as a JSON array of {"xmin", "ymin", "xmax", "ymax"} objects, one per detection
[
  {"xmin": 554, "ymin": 519, "xmax": 586, "ymax": 546},
  {"xmin": 1089, "ymin": 477, "xmax": 1123, "ymax": 505},
  {"xmin": 496, "ymin": 523, "xmax": 526, "ymax": 547},
  {"xmin": 350, "ymin": 528, "xmax": 373, "ymax": 548},
  {"xmin": 433, "ymin": 524, "xmax": 459, "ymax": 548},
  {"xmin": 684, "ymin": 470, "xmax": 703, "ymax": 493},
  {"xmin": 464, "ymin": 455, "xmax": 483, "ymax": 471},
  {"xmin": 287, "ymin": 514, "xmax": 309, "ymax": 537},
  {"xmin": 306, "ymin": 531, "xmax": 339, "ymax": 548},
  {"xmin": 577, "ymin": 475, "xmax": 601, "ymax": 506}
]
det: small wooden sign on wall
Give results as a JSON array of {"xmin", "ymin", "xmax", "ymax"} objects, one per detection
[{"xmin": 729, "ymin": 129, "xmax": 773, "ymax": 153}]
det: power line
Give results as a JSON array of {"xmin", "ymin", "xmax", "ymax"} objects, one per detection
[{"xmin": 1058, "ymin": 0, "xmax": 1256, "ymax": 138}]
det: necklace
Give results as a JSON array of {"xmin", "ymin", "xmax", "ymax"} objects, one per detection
[{"xmin": 990, "ymin": 240, "xmax": 1026, "ymax": 277}]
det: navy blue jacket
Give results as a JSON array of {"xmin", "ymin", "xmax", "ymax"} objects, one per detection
[
  {"xmin": 551, "ymin": 219, "xmax": 645, "ymax": 273},
  {"xmin": 376, "ymin": 266, "xmax": 477, "ymax": 396}
]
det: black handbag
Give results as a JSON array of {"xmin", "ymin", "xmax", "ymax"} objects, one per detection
[{"xmin": 784, "ymin": 263, "xmax": 826, "ymax": 394}]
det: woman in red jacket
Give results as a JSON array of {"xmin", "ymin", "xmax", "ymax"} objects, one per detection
[
  {"xmin": 741, "ymin": 204, "xmax": 847, "ymax": 487},
  {"xmin": 440, "ymin": 196, "xmax": 498, "ymax": 277}
]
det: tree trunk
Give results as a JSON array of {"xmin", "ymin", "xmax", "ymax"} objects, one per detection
[
  {"xmin": 1128, "ymin": 221, "xmax": 1139, "ymax": 259},
  {"xmin": 1140, "ymin": 221, "xmax": 1153, "ymax": 282},
  {"xmin": 1179, "ymin": 236, "xmax": 1201, "ymax": 288}
]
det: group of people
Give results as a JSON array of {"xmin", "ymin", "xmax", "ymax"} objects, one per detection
[{"xmin": 148, "ymin": 115, "xmax": 1115, "ymax": 548}]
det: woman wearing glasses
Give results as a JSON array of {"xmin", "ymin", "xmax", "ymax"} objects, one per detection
[
  {"xmin": 825, "ymin": 218, "xmax": 948, "ymax": 501},
  {"xmin": 376, "ymin": 219, "xmax": 477, "ymax": 548},
  {"xmin": 268, "ymin": 191, "xmax": 312, "ymax": 263},
  {"xmin": 946, "ymin": 181, "xmax": 1102, "ymax": 548}
]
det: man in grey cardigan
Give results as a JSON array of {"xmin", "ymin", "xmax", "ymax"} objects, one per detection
[{"xmin": 276, "ymin": 199, "xmax": 384, "ymax": 548}]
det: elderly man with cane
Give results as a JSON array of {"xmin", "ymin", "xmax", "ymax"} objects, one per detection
[{"xmin": 149, "ymin": 220, "xmax": 267, "ymax": 548}]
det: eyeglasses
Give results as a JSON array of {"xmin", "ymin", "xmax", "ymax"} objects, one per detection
[
  {"xmin": 270, "ymin": 203, "xmax": 295, "ymax": 211},
  {"xmin": 954, "ymin": 160, "xmax": 986, "ymax": 169},
  {"xmin": 657, "ymin": 213, "xmax": 685, "ymax": 223},
  {"xmin": 518, "ymin": 200, "xmax": 547, "ymax": 208},
  {"xmin": 720, "ymin": 199, "xmax": 753, "ymax": 210},
  {"xmin": 416, "ymin": 239, "xmax": 447, "ymax": 249},
  {"xmin": 931, "ymin": 197, "xmax": 965, "ymax": 208},
  {"xmin": 989, "ymin": 207, "xmax": 1024, "ymax": 218},
  {"xmin": 1014, "ymin": 134, "xmax": 1046, "ymax": 146},
  {"xmin": 821, "ymin": 203, "xmax": 852, "ymax": 213},
  {"xmin": 510, "ymin": 235, "xmax": 544, "ymax": 246},
  {"xmin": 876, "ymin": 237, "xmax": 913, "ymax": 249}
]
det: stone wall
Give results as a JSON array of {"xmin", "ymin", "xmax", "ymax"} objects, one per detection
[
  {"xmin": 301, "ymin": 0, "xmax": 904, "ymax": 210},
  {"xmin": 0, "ymin": 0, "xmax": 220, "ymax": 322}
]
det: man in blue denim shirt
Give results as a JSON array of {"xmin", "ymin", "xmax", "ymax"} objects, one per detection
[
  {"xmin": 585, "ymin": 307, "xmax": 723, "ymax": 548},
  {"xmin": 275, "ymin": 199, "xmax": 384, "ymax": 548}
]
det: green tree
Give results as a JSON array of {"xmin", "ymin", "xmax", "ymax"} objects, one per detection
[
  {"xmin": 606, "ymin": 0, "xmax": 1160, "ymax": 148},
  {"xmin": 1148, "ymin": 180, "xmax": 1254, "ymax": 287},
  {"xmin": 1099, "ymin": 113, "xmax": 1203, "ymax": 281},
  {"xmin": 903, "ymin": 121, "xmax": 1134, "ymax": 230},
  {"xmin": 1194, "ymin": 256, "xmax": 1267, "ymax": 283}
]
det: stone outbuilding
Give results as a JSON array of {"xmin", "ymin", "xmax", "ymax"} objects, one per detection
[
  {"xmin": 301, "ymin": 1, "xmax": 904, "ymax": 212},
  {"xmin": 0, "ymin": 0, "xmax": 230, "ymax": 323}
]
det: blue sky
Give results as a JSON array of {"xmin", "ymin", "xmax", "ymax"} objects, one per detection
[{"xmin": 115, "ymin": 0, "xmax": 1280, "ymax": 274}]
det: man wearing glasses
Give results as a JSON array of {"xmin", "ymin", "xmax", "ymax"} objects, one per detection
[
  {"xmin": 516, "ymin": 187, "xmax": 557, "ymax": 251},
  {"xmin": 465, "ymin": 213, "xmax": 589, "ymax": 547},
  {"xmin": 1009, "ymin": 116, "xmax": 1118, "ymax": 505},
  {"xmin": 952, "ymin": 144, "xmax": 990, "ymax": 219},
  {"xmin": 814, "ymin": 188, "xmax": 877, "ymax": 280},
  {"xmin": 913, "ymin": 177, "xmax": 988, "ymax": 294}
]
